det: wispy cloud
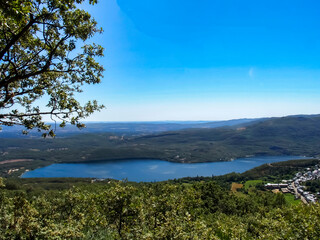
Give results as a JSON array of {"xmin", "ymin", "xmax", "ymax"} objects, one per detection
[{"xmin": 248, "ymin": 68, "xmax": 254, "ymax": 78}]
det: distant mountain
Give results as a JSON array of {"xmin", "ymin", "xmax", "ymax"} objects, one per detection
[
  {"xmin": 1, "ymin": 114, "xmax": 320, "ymax": 166},
  {"xmin": 0, "ymin": 118, "xmax": 261, "ymax": 138},
  {"xmin": 126, "ymin": 114, "xmax": 320, "ymax": 162}
]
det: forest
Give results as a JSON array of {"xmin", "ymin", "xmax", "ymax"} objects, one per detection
[{"xmin": 0, "ymin": 159, "xmax": 319, "ymax": 239}]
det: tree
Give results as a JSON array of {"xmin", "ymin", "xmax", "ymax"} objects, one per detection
[{"xmin": 0, "ymin": 0, "xmax": 104, "ymax": 137}]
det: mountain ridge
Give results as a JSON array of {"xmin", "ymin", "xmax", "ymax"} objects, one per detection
[{"xmin": 1, "ymin": 114, "xmax": 320, "ymax": 174}]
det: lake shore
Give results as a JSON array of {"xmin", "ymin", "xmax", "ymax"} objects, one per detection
[{"xmin": 22, "ymin": 156, "xmax": 311, "ymax": 182}]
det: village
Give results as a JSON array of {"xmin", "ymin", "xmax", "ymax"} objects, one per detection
[{"xmin": 265, "ymin": 164, "xmax": 320, "ymax": 204}]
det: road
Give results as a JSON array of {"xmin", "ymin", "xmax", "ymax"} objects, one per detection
[{"xmin": 291, "ymin": 182, "xmax": 308, "ymax": 204}]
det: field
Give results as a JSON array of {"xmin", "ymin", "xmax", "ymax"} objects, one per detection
[
  {"xmin": 231, "ymin": 182, "xmax": 243, "ymax": 192},
  {"xmin": 244, "ymin": 180, "xmax": 263, "ymax": 190},
  {"xmin": 284, "ymin": 193, "xmax": 301, "ymax": 206}
]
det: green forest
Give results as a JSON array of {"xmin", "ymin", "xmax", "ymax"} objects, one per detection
[{"xmin": 1, "ymin": 159, "xmax": 320, "ymax": 239}]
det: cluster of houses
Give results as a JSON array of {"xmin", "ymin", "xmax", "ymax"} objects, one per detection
[
  {"xmin": 7, "ymin": 168, "xmax": 20, "ymax": 174},
  {"xmin": 265, "ymin": 164, "xmax": 320, "ymax": 204}
]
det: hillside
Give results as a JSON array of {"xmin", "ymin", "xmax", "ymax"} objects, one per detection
[
  {"xmin": 1, "ymin": 158, "xmax": 320, "ymax": 239},
  {"xmin": 128, "ymin": 114, "xmax": 320, "ymax": 161},
  {"xmin": 1, "ymin": 115, "xmax": 320, "ymax": 176}
]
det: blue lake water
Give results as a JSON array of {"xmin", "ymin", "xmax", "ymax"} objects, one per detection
[{"xmin": 21, "ymin": 156, "xmax": 310, "ymax": 182}]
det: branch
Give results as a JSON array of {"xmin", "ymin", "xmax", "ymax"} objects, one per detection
[
  {"xmin": 0, "ymin": 110, "xmax": 77, "ymax": 118},
  {"xmin": 0, "ymin": 14, "xmax": 36, "ymax": 60},
  {"xmin": 17, "ymin": 48, "xmax": 46, "ymax": 72},
  {"xmin": 2, "ymin": 35, "xmax": 70, "ymax": 87},
  {"xmin": 0, "ymin": 10, "xmax": 55, "ymax": 61},
  {"xmin": 0, "ymin": 119, "xmax": 24, "ymax": 126}
]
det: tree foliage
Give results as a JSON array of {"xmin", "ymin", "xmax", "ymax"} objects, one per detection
[
  {"xmin": 1, "ymin": 179, "xmax": 320, "ymax": 239},
  {"xmin": 0, "ymin": 0, "xmax": 104, "ymax": 136}
]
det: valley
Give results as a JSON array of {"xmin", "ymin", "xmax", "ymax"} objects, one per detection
[{"xmin": 1, "ymin": 114, "xmax": 320, "ymax": 177}]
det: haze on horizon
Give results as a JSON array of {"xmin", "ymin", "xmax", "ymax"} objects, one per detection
[{"xmin": 79, "ymin": 0, "xmax": 320, "ymax": 122}]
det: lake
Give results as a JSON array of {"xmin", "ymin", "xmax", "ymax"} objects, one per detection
[{"xmin": 21, "ymin": 155, "xmax": 310, "ymax": 182}]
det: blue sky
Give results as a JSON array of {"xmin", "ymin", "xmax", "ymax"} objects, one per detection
[{"xmin": 81, "ymin": 0, "xmax": 320, "ymax": 121}]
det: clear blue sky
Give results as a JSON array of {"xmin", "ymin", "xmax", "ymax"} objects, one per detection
[{"xmin": 81, "ymin": 0, "xmax": 320, "ymax": 121}]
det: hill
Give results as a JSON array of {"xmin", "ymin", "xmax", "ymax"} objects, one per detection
[
  {"xmin": 1, "ymin": 114, "xmax": 320, "ymax": 176},
  {"xmin": 124, "ymin": 114, "xmax": 320, "ymax": 162},
  {"xmin": 1, "ymin": 158, "xmax": 320, "ymax": 239}
]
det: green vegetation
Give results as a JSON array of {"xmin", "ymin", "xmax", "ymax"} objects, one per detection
[
  {"xmin": 1, "ymin": 178, "xmax": 320, "ymax": 239},
  {"xmin": 2, "ymin": 115, "xmax": 320, "ymax": 176},
  {"xmin": 0, "ymin": 158, "xmax": 319, "ymax": 239},
  {"xmin": 284, "ymin": 193, "xmax": 301, "ymax": 206},
  {"xmin": 244, "ymin": 180, "xmax": 263, "ymax": 190},
  {"xmin": 0, "ymin": 0, "xmax": 104, "ymax": 136},
  {"xmin": 305, "ymin": 179, "xmax": 320, "ymax": 194},
  {"xmin": 242, "ymin": 158, "xmax": 320, "ymax": 182}
]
